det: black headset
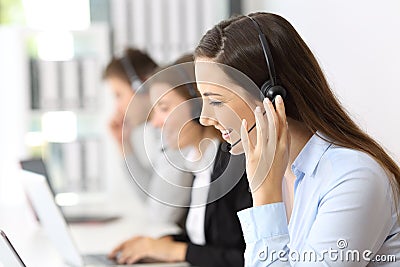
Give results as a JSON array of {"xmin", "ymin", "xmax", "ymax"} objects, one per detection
[
  {"xmin": 120, "ymin": 52, "xmax": 143, "ymax": 91},
  {"xmin": 222, "ymin": 15, "xmax": 287, "ymax": 152},
  {"xmin": 246, "ymin": 15, "xmax": 287, "ymax": 105}
]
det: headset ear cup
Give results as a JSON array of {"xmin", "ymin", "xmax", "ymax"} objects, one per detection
[
  {"xmin": 266, "ymin": 85, "xmax": 287, "ymax": 106},
  {"xmin": 260, "ymin": 80, "xmax": 288, "ymax": 104},
  {"xmin": 260, "ymin": 80, "xmax": 272, "ymax": 98}
]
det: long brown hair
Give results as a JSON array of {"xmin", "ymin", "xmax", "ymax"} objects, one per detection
[{"xmin": 195, "ymin": 12, "xmax": 400, "ymax": 204}]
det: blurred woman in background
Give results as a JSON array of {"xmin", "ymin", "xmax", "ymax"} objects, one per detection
[{"xmin": 103, "ymin": 48, "xmax": 193, "ymax": 226}]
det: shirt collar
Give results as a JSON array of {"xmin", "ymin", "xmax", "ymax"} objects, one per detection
[{"xmin": 291, "ymin": 131, "xmax": 333, "ymax": 177}]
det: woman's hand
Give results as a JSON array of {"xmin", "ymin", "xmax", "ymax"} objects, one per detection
[
  {"xmin": 108, "ymin": 235, "xmax": 187, "ymax": 264},
  {"xmin": 241, "ymin": 95, "xmax": 290, "ymax": 206}
]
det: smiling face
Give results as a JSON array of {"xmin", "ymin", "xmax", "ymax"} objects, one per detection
[{"xmin": 195, "ymin": 59, "xmax": 262, "ymax": 155}]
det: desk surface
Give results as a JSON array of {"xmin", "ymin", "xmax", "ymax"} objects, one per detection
[{"xmin": 0, "ymin": 194, "xmax": 184, "ymax": 267}]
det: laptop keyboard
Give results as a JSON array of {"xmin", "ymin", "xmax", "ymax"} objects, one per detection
[{"xmin": 83, "ymin": 254, "xmax": 117, "ymax": 265}]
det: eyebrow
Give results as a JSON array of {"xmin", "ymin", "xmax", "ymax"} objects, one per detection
[
  {"xmin": 203, "ymin": 92, "xmax": 222, "ymax": 97},
  {"xmin": 157, "ymin": 100, "xmax": 168, "ymax": 105}
]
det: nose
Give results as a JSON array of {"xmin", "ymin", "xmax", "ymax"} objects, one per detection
[
  {"xmin": 200, "ymin": 115, "xmax": 218, "ymax": 127},
  {"xmin": 199, "ymin": 104, "xmax": 218, "ymax": 127},
  {"xmin": 117, "ymin": 101, "xmax": 124, "ymax": 114},
  {"xmin": 150, "ymin": 111, "xmax": 164, "ymax": 129}
]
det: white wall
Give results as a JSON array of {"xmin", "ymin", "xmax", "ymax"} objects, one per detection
[
  {"xmin": 243, "ymin": 0, "xmax": 400, "ymax": 161},
  {"xmin": 110, "ymin": 0, "xmax": 229, "ymax": 64}
]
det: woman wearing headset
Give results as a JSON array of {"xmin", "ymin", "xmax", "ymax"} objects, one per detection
[
  {"xmin": 194, "ymin": 13, "xmax": 400, "ymax": 266},
  {"xmin": 108, "ymin": 55, "xmax": 252, "ymax": 267}
]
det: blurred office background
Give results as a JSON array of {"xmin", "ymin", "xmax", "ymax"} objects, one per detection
[{"xmin": 0, "ymin": 0, "xmax": 399, "ymax": 209}]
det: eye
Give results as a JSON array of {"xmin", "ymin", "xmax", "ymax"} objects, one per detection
[
  {"xmin": 209, "ymin": 100, "xmax": 223, "ymax": 107},
  {"xmin": 158, "ymin": 104, "xmax": 169, "ymax": 112}
]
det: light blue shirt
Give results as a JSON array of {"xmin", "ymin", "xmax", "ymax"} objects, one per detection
[{"xmin": 238, "ymin": 133, "xmax": 400, "ymax": 266}]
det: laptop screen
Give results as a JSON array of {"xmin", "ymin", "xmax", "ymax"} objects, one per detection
[
  {"xmin": 19, "ymin": 158, "xmax": 56, "ymax": 196},
  {"xmin": 21, "ymin": 171, "xmax": 84, "ymax": 266}
]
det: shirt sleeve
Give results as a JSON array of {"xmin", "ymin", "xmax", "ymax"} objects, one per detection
[
  {"xmin": 238, "ymin": 203, "xmax": 290, "ymax": 266},
  {"xmin": 145, "ymin": 150, "xmax": 194, "ymax": 225},
  {"xmin": 124, "ymin": 126, "xmax": 193, "ymax": 225},
  {"xmin": 124, "ymin": 152, "xmax": 152, "ymax": 200},
  {"xmin": 126, "ymin": 150, "xmax": 193, "ymax": 225},
  {"xmin": 237, "ymin": 167, "xmax": 394, "ymax": 266},
  {"xmin": 123, "ymin": 124, "xmax": 157, "ymax": 201}
]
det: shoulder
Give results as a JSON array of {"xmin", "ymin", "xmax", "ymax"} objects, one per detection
[
  {"xmin": 324, "ymin": 146, "xmax": 384, "ymax": 172},
  {"xmin": 317, "ymin": 146, "xmax": 392, "ymax": 198}
]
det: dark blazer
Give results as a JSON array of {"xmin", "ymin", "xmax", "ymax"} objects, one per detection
[{"xmin": 173, "ymin": 143, "xmax": 252, "ymax": 267}]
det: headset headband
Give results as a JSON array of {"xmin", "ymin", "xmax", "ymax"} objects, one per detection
[
  {"xmin": 246, "ymin": 15, "xmax": 278, "ymax": 87},
  {"xmin": 120, "ymin": 53, "xmax": 143, "ymax": 91}
]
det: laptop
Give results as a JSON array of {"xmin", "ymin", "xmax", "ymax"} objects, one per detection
[
  {"xmin": 0, "ymin": 230, "xmax": 27, "ymax": 267},
  {"xmin": 20, "ymin": 158, "xmax": 120, "ymax": 224},
  {"xmin": 20, "ymin": 170, "xmax": 189, "ymax": 267}
]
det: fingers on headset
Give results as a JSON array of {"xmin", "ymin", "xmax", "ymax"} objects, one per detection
[
  {"xmin": 275, "ymin": 95, "xmax": 288, "ymax": 142},
  {"xmin": 241, "ymin": 119, "xmax": 252, "ymax": 155},
  {"xmin": 263, "ymin": 97, "xmax": 278, "ymax": 141},
  {"xmin": 254, "ymin": 106, "xmax": 267, "ymax": 147}
]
